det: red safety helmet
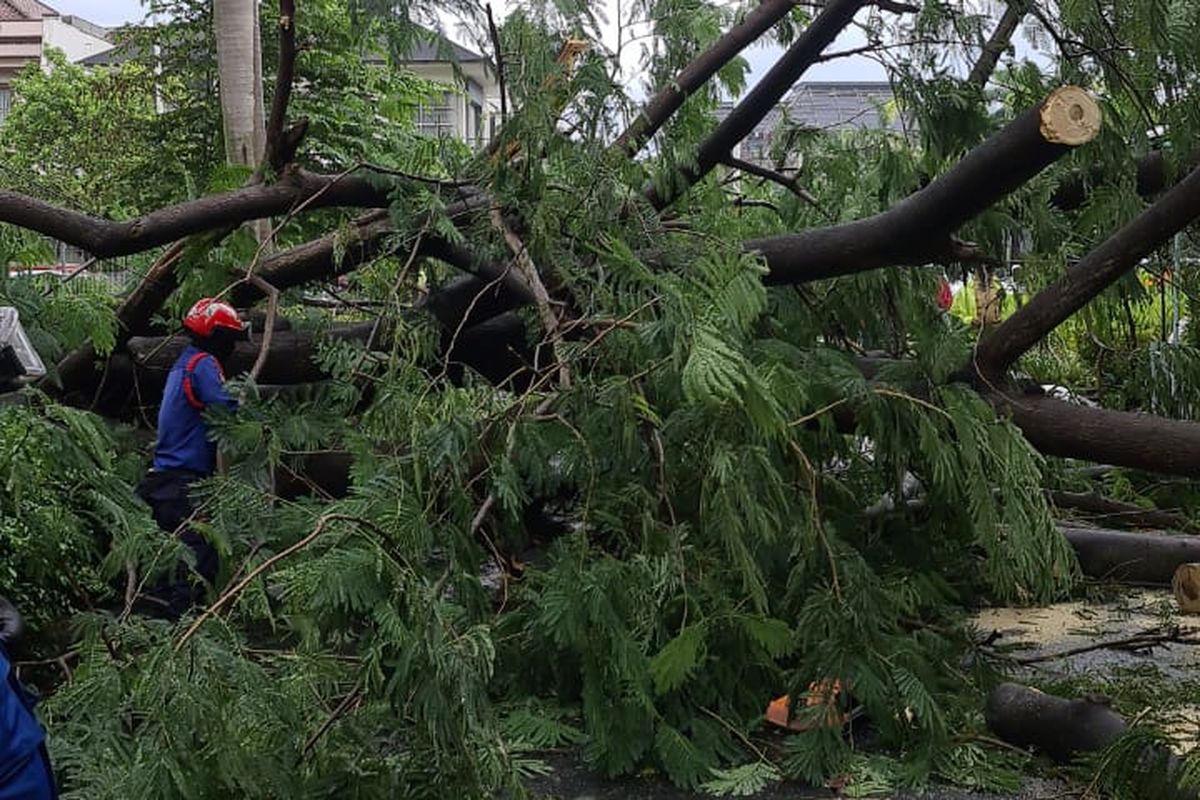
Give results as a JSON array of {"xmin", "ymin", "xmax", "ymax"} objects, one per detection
[{"xmin": 182, "ymin": 298, "xmax": 248, "ymax": 338}]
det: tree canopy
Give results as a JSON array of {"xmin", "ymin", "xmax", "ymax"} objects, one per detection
[{"xmin": 4, "ymin": 0, "xmax": 1200, "ymax": 796}]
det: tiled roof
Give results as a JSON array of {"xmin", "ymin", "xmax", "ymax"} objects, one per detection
[
  {"xmin": 718, "ymin": 82, "xmax": 905, "ymax": 165},
  {"xmin": 0, "ymin": 0, "xmax": 57, "ymax": 21},
  {"xmin": 783, "ymin": 82, "xmax": 902, "ymax": 132},
  {"xmin": 404, "ymin": 30, "xmax": 485, "ymax": 63}
]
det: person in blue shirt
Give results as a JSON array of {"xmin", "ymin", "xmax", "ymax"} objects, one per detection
[
  {"xmin": 0, "ymin": 596, "xmax": 56, "ymax": 800},
  {"xmin": 135, "ymin": 298, "xmax": 248, "ymax": 618}
]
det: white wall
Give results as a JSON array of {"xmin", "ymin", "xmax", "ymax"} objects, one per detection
[
  {"xmin": 406, "ymin": 60, "xmax": 499, "ymax": 148},
  {"xmin": 42, "ymin": 17, "xmax": 113, "ymax": 66}
]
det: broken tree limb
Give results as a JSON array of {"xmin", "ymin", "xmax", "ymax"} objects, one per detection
[
  {"xmin": 1059, "ymin": 525, "xmax": 1200, "ymax": 585},
  {"xmin": 986, "ymin": 683, "xmax": 1198, "ymax": 800},
  {"xmin": 1047, "ymin": 490, "xmax": 1196, "ymax": 533},
  {"xmin": 990, "ymin": 390, "xmax": 1200, "ymax": 477},
  {"xmin": 647, "ymin": 0, "xmax": 869, "ymax": 211},
  {"xmin": 967, "ymin": 0, "xmax": 1029, "ymax": 89},
  {"xmin": 746, "ymin": 87, "xmax": 1101, "ymax": 285},
  {"xmin": 612, "ymin": 0, "xmax": 805, "ymax": 158},
  {"xmin": 975, "ymin": 160, "xmax": 1200, "ymax": 374},
  {"xmin": 984, "ymin": 683, "xmax": 1125, "ymax": 760},
  {"xmin": 0, "ymin": 167, "xmax": 408, "ymax": 259},
  {"xmin": 264, "ymin": 0, "xmax": 298, "ymax": 172}
]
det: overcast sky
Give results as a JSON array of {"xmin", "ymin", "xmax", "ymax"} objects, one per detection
[{"xmin": 51, "ymin": 0, "xmax": 895, "ymax": 89}]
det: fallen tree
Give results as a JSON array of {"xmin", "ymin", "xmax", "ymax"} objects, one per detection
[
  {"xmin": 1060, "ymin": 526, "xmax": 1200, "ymax": 585},
  {"xmin": 986, "ymin": 683, "xmax": 1198, "ymax": 800},
  {"xmin": 11, "ymin": 1, "xmax": 1200, "ymax": 796}
]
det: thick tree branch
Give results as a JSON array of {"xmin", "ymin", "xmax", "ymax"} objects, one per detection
[
  {"xmin": 0, "ymin": 167, "xmax": 407, "ymax": 259},
  {"xmin": 646, "ymin": 0, "xmax": 868, "ymax": 211},
  {"xmin": 612, "ymin": 0, "xmax": 805, "ymax": 159},
  {"xmin": 225, "ymin": 210, "xmax": 535, "ymax": 312},
  {"xmin": 265, "ymin": 0, "xmax": 299, "ymax": 170},
  {"xmin": 975, "ymin": 161, "xmax": 1200, "ymax": 373},
  {"xmin": 746, "ymin": 87, "xmax": 1101, "ymax": 285},
  {"xmin": 128, "ymin": 322, "xmax": 379, "ymax": 386},
  {"xmin": 1047, "ymin": 490, "xmax": 1196, "ymax": 533},
  {"xmin": 990, "ymin": 390, "xmax": 1200, "ymax": 477},
  {"xmin": 967, "ymin": 0, "xmax": 1028, "ymax": 89}
]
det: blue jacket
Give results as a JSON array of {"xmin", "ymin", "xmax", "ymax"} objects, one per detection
[
  {"xmin": 0, "ymin": 642, "xmax": 45, "ymax": 788},
  {"xmin": 152, "ymin": 347, "xmax": 238, "ymax": 475}
]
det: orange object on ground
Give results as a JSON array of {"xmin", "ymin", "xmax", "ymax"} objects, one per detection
[{"xmin": 765, "ymin": 679, "xmax": 848, "ymax": 732}]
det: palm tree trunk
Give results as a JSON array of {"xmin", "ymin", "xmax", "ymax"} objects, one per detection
[{"xmin": 214, "ymin": 0, "xmax": 269, "ymax": 242}]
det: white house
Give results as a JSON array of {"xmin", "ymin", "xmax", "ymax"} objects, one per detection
[
  {"xmin": 386, "ymin": 28, "xmax": 501, "ymax": 149},
  {"xmin": 0, "ymin": 0, "xmax": 113, "ymax": 121}
]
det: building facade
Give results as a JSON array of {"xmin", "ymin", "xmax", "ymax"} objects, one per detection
[
  {"xmin": 386, "ymin": 30, "xmax": 501, "ymax": 149},
  {"xmin": 719, "ymin": 81, "xmax": 903, "ymax": 168},
  {"xmin": 0, "ymin": 1, "xmax": 112, "ymax": 122}
]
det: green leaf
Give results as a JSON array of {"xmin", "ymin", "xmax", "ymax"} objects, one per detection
[{"xmin": 650, "ymin": 624, "xmax": 706, "ymax": 695}]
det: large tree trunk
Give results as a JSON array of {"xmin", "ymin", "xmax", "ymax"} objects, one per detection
[
  {"xmin": 215, "ymin": 0, "xmax": 266, "ymax": 168},
  {"xmin": 215, "ymin": 0, "xmax": 269, "ymax": 243},
  {"xmin": 1060, "ymin": 525, "xmax": 1200, "ymax": 585},
  {"xmin": 986, "ymin": 683, "xmax": 1197, "ymax": 799},
  {"xmin": 746, "ymin": 87, "xmax": 1101, "ymax": 285}
]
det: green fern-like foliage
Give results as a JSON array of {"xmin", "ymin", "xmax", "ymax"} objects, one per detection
[{"xmin": 14, "ymin": 0, "xmax": 1200, "ymax": 797}]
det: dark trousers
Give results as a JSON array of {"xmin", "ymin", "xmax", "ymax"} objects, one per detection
[{"xmin": 135, "ymin": 470, "xmax": 218, "ymax": 618}]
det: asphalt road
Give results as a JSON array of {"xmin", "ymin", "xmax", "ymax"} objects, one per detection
[{"xmin": 526, "ymin": 756, "xmax": 1067, "ymax": 799}]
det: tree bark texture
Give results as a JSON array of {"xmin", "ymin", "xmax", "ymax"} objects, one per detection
[
  {"xmin": 128, "ymin": 322, "xmax": 377, "ymax": 387},
  {"xmin": 1060, "ymin": 525, "xmax": 1200, "ymax": 585},
  {"xmin": 215, "ymin": 0, "xmax": 266, "ymax": 169},
  {"xmin": 747, "ymin": 87, "xmax": 1101, "ymax": 285},
  {"xmin": 986, "ymin": 683, "xmax": 1197, "ymax": 799},
  {"xmin": 988, "ymin": 390, "xmax": 1200, "ymax": 477}
]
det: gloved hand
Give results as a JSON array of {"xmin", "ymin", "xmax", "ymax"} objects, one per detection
[{"xmin": 0, "ymin": 595, "xmax": 24, "ymax": 642}]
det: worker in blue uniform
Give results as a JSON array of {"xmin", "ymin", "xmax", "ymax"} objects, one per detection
[
  {"xmin": 0, "ymin": 596, "xmax": 56, "ymax": 800},
  {"xmin": 135, "ymin": 298, "xmax": 248, "ymax": 618}
]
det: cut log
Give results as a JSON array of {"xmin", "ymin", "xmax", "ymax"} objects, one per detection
[
  {"xmin": 1173, "ymin": 564, "xmax": 1200, "ymax": 614},
  {"xmin": 1060, "ymin": 525, "xmax": 1200, "ymax": 585},
  {"xmin": 746, "ymin": 87, "xmax": 1101, "ymax": 286},
  {"xmin": 986, "ymin": 683, "xmax": 1197, "ymax": 800},
  {"xmin": 985, "ymin": 682, "xmax": 1128, "ymax": 762},
  {"xmin": 991, "ymin": 391, "xmax": 1200, "ymax": 478}
]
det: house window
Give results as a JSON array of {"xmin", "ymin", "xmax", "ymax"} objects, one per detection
[
  {"xmin": 416, "ymin": 92, "xmax": 454, "ymax": 139},
  {"xmin": 470, "ymin": 101, "xmax": 483, "ymax": 149},
  {"xmin": 0, "ymin": 89, "xmax": 11, "ymax": 124}
]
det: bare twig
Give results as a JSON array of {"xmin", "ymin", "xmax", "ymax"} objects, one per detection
[
  {"xmin": 1006, "ymin": 627, "xmax": 1200, "ymax": 666},
  {"xmin": 301, "ymin": 678, "xmax": 365, "ymax": 760},
  {"xmin": 175, "ymin": 513, "xmax": 356, "ymax": 652},
  {"xmin": 243, "ymin": 274, "xmax": 279, "ymax": 387},
  {"xmin": 486, "ymin": 4, "xmax": 507, "ymax": 123},
  {"xmin": 488, "ymin": 208, "xmax": 570, "ymax": 388}
]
